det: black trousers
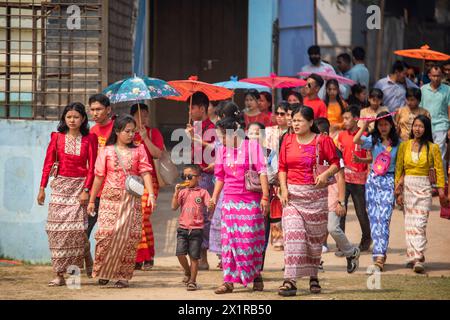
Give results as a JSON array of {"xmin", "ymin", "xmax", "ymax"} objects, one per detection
[{"xmin": 340, "ymin": 183, "xmax": 371, "ymax": 244}]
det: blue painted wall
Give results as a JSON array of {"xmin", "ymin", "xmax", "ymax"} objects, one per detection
[
  {"xmin": 0, "ymin": 120, "xmax": 96, "ymax": 263},
  {"xmin": 247, "ymin": 0, "xmax": 277, "ymax": 77}
]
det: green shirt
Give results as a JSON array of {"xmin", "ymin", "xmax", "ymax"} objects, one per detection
[{"xmin": 420, "ymin": 83, "xmax": 450, "ymax": 132}]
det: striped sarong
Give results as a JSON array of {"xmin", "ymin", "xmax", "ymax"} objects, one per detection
[
  {"xmin": 221, "ymin": 193, "xmax": 265, "ymax": 286},
  {"xmin": 282, "ymin": 184, "xmax": 328, "ymax": 279},
  {"xmin": 403, "ymin": 175, "xmax": 432, "ymax": 263},
  {"xmin": 93, "ymin": 186, "xmax": 142, "ymax": 280}
]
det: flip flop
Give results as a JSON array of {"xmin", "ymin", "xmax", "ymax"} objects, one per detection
[{"xmin": 48, "ymin": 278, "xmax": 65, "ymax": 287}]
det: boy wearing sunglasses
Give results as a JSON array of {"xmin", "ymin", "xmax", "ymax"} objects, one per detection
[{"xmin": 171, "ymin": 165, "xmax": 213, "ymax": 291}]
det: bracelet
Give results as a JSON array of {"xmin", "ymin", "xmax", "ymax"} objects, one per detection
[{"xmin": 262, "ymin": 196, "xmax": 269, "ymax": 201}]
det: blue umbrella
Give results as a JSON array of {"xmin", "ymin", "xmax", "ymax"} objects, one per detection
[
  {"xmin": 103, "ymin": 74, "xmax": 180, "ymax": 127},
  {"xmin": 214, "ymin": 76, "xmax": 270, "ymax": 91},
  {"xmin": 103, "ymin": 74, "xmax": 180, "ymax": 103}
]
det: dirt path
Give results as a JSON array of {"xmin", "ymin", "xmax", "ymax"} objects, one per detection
[{"xmin": 1, "ymin": 188, "xmax": 450, "ymax": 300}]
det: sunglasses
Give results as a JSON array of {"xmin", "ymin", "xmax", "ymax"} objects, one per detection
[
  {"xmin": 275, "ymin": 112, "xmax": 286, "ymax": 116},
  {"xmin": 181, "ymin": 174, "xmax": 199, "ymax": 181}
]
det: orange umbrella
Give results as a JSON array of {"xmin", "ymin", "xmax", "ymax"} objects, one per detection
[
  {"xmin": 167, "ymin": 76, "xmax": 234, "ymax": 123},
  {"xmin": 394, "ymin": 45, "xmax": 450, "ymax": 61},
  {"xmin": 240, "ymin": 73, "xmax": 307, "ymax": 112},
  {"xmin": 395, "ymin": 45, "xmax": 450, "ymax": 84}
]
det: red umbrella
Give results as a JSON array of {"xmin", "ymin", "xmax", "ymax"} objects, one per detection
[
  {"xmin": 240, "ymin": 73, "xmax": 307, "ymax": 112},
  {"xmin": 167, "ymin": 76, "xmax": 234, "ymax": 123}
]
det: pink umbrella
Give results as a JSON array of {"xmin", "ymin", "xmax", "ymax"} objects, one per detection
[
  {"xmin": 298, "ymin": 69, "xmax": 356, "ymax": 86},
  {"xmin": 240, "ymin": 73, "xmax": 307, "ymax": 112}
]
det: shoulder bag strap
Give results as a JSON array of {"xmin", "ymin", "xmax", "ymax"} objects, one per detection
[
  {"xmin": 114, "ymin": 145, "xmax": 130, "ymax": 177},
  {"xmin": 315, "ymin": 134, "xmax": 321, "ymax": 166},
  {"xmin": 55, "ymin": 133, "xmax": 59, "ymax": 163}
]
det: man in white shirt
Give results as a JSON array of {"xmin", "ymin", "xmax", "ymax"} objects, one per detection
[{"xmin": 301, "ymin": 45, "xmax": 348, "ymax": 99}]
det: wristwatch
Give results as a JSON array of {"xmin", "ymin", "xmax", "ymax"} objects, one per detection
[{"xmin": 83, "ymin": 188, "xmax": 90, "ymax": 193}]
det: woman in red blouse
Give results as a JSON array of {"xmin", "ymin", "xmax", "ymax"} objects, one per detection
[
  {"xmin": 37, "ymin": 102, "xmax": 98, "ymax": 287},
  {"xmin": 278, "ymin": 106, "xmax": 339, "ymax": 297},
  {"xmin": 130, "ymin": 103, "xmax": 164, "ymax": 271},
  {"xmin": 244, "ymin": 90, "xmax": 272, "ymax": 129}
]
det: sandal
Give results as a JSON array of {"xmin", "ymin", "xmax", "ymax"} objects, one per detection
[
  {"xmin": 186, "ymin": 282, "xmax": 198, "ymax": 291},
  {"xmin": 142, "ymin": 261, "xmax": 153, "ymax": 271},
  {"xmin": 413, "ymin": 261, "xmax": 425, "ymax": 274},
  {"xmin": 48, "ymin": 277, "xmax": 66, "ymax": 287},
  {"xmin": 98, "ymin": 279, "xmax": 110, "ymax": 286},
  {"xmin": 253, "ymin": 276, "xmax": 264, "ymax": 291},
  {"xmin": 214, "ymin": 282, "xmax": 234, "ymax": 294},
  {"xmin": 114, "ymin": 280, "xmax": 129, "ymax": 288},
  {"xmin": 309, "ymin": 278, "xmax": 321, "ymax": 294},
  {"xmin": 278, "ymin": 280, "xmax": 297, "ymax": 297},
  {"xmin": 374, "ymin": 257, "xmax": 385, "ymax": 272}
]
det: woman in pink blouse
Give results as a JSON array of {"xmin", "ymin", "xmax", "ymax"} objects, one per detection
[
  {"xmin": 211, "ymin": 117, "xmax": 270, "ymax": 294},
  {"xmin": 87, "ymin": 115, "xmax": 156, "ymax": 288}
]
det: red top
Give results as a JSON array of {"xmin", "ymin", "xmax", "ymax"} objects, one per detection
[
  {"xmin": 192, "ymin": 119, "xmax": 216, "ymax": 169},
  {"xmin": 337, "ymin": 129, "xmax": 368, "ymax": 184},
  {"xmin": 244, "ymin": 112, "xmax": 272, "ymax": 128},
  {"xmin": 134, "ymin": 127, "xmax": 165, "ymax": 180},
  {"xmin": 90, "ymin": 120, "xmax": 114, "ymax": 197},
  {"xmin": 303, "ymin": 97, "xmax": 328, "ymax": 119},
  {"xmin": 90, "ymin": 120, "xmax": 114, "ymax": 148},
  {"xmin": 177, "ymin": 187, "xmax": 211, "ymax": 229},
  {"xmin": 40, "ymin": 132, "xmax": 98, "ymax": 189},
  {"xmin": 279, "ymin": 134, "xmax": 339, "ymax": 185}
]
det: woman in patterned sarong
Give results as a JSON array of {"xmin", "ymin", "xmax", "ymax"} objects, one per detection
[
  {"xmin": 87, "ymin": 115, "xmax": 155, "ymax": 288},
  {"xmin": 395, "ymin": 115, "xmax": 446, "ymax": 273},
  {"xmin": 210, "ymin": 114, "xmax": 270, "ymax": 294},
  {"xmin": 38, "ymin": 102, "xmax": 98, "ymax": 287},
  {"xmin": 278, "ymin": 106, "xmax": 339, "ymax": 297}
]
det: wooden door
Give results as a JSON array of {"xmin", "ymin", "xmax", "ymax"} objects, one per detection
[{"xmin": 150, "ymin": 0, "xmax": 248, "ymax": 145}]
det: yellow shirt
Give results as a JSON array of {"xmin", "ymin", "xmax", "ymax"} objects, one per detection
[
  {"xmin": 395, "ymin": 139, "xmax": 445, "ymax": 188},
  {"xmin": 327, "ymin": 101, "xmax": 346, "ymax": 128},
  {"xmin": 395, "ymin": 106, "xmax": 431, "ymax": 142}
]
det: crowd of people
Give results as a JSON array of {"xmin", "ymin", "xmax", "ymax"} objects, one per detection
[{"xmin": 37, "ymin": 45, "xmax": 450, "ymax": 296}]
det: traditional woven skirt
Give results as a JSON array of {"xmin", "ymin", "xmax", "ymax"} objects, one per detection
[
  {"xmin": 46, "ymin": 176, "xmax": 87, "ymax": 274},
  {"xmin": 365, "ymin": 172, "xmax": 395, "ymax": 258},
  {"xmin": 403, "ymin": 175, "xmax": 432, "ymax": 263},
  {"xmin": 93, "ymin": 186, "xmax": 142, "ymax": 280},
  {"xmin": 209, "ymin": 190, "xmax": 224, "ymax": 254},
  {"xmin": 282, "ymin": 184, "xmax": 328, "ymax": 279},
  {"xmin": 221, "ymin": 193, "xmax": 265, "ymax": 286},
  {"xmin": 136, "ymin": 180, "xmax": 159, "ymax": 263}
]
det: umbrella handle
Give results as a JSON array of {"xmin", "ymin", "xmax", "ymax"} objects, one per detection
[
  {"xmin": 137, "ymin": 102, "xmax": 142, "ymax": 130},
  {"xmin": 272, "ymin": 88, "xmax": 275, "ymax": 114},
  {"xmin": 188, "ymin": 95, "xmax": 193, "ymax": 125}
]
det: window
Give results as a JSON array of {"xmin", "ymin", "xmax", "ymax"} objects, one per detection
[{"xmin": 0, "ymin": 0, "xmax": 106, "ymax": 120}]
